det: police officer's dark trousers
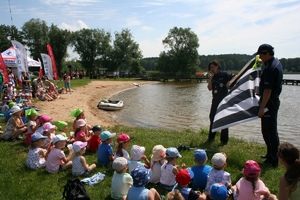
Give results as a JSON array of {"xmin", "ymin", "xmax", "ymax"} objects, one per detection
[
  {"xmin": 208, "ymin": 98, "xmax": 228, "ymax": 144},
  {"xmin": 261, "ymin": 98, "xmax": 280, "ymax": 164}
]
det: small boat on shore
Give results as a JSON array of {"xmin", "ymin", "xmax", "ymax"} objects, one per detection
[{"xmin": 97, "ymin": 99, "xmax": 124, "ymax": 111}]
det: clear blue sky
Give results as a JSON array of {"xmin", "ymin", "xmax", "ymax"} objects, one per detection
[{"xmin": 1, "ymin": 0, "xmax": 300, "ymax": 59}]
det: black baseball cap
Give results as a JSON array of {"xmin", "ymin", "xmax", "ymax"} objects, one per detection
[{"xmin": 254, "ymin": 44, "xmax": 274, "ymax": 55}]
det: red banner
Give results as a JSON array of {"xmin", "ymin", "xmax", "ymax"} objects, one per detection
[
  {"xmin": 0, "ymin": 53, "xmax": 9, "ymax": 83},
  {"xmin": 46, "ymin": 44, "xmax": 58, "ymax": 80}
]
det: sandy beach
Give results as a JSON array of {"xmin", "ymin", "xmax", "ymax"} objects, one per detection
[{"xmin": 35, "ymin": 80, "xmax": 154, "ymax": 128}]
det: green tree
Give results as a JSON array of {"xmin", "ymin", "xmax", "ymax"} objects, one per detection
[
  {"xmin": 156, "ymin": 51, "xmax": 173, "ymax": 75},
  {"xmin": 21, "ymin": 18, "xmax": 49, "ymax": 60},
  {"xmin": 157, "ymin": 27, "xmax": 200, "ymax": 76},
  {"xmin": 48, "ymin": 24, "xmax": 71, "ymax": 76},
  {"xmin": 129, "ymin": 60, "xmax": 144, "ymax": 74},
  {"xmin": 112, "ymin": 29, "xmax": 142, "ymax": 72},
  {"xmin": 71, "ymin": 28, "xmax": 111, "ymax": 76},
  {"xmin": 140, "ymin": 57, "xmax": 158, "ymax": 71},
  {"xmin": 0, "ymin": 25, "xmax": 23, "ymax": 52},
  {"xmin": 94, "ymin": 30, "xmax": 112, "ymax": 71}
]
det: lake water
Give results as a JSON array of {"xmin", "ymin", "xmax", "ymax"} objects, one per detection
[{"xmin": 110, "ymin": 74, "xmax": 300, "ymax": 146}]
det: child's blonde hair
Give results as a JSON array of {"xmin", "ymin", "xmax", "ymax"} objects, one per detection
[
  {"xmin": 30, "ymin": 139, "xmax": 39, "ymax": 149},
  {"xmin": 115, "ymin": 143, "xmax": 124, "ymax": 157},
  {"xmin": 167, "ymin": 189, "xmax": 184, "ymax": 200}
]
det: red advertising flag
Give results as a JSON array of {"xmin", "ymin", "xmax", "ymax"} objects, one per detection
[
  {"xmin": 0, "ymin": 53, "xmax": 9, "ymax": 83},
  {"xmin": 38, "ymin": 58, "xmax": 43, "ymax": 78},
  {"xmin": 39, "ymin": 66, "xmax": 43, "ymax": 78},
  {"xmin": 46, "ymin": 44, "xmax": 58, "ymax": 80}
]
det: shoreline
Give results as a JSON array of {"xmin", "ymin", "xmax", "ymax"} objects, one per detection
[{"xmin": 35, "ymin": 80, "xmax": 158, "ymax": 128}]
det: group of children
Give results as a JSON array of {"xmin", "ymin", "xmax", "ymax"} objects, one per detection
[
  {"xmin": 23, "ymin": 108, "xmax": 100, "ymax": 176},
  {"xmin": 1, "ymin": 105, "xmax": 299, "ymax": 200}
]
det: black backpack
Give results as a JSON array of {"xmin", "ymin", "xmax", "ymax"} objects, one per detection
[{"xmin": 61, "ymin": 178, "xmax": 90, "ymax": 200}]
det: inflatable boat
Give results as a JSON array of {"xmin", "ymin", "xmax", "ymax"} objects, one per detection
[{"xmin": 97, "ymin": 99, "xmax": 124, "ymax": 111}]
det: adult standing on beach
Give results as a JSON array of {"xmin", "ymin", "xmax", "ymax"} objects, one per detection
[
  {"xmin": 21, "ymin": 71, "xmax": 30, "ymax": 90},
  {"xmin": 256, "ymin": 44, "xmax": 283, "ymax": 167},
  {"xmin": 206, "ymin": 60, "xmax": 234, "ymax": 146}
]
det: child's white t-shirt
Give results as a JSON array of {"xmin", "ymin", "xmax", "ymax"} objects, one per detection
[
  {"xmin": 27, "ymin": 120, "xmax": 37, "ymax": 133},
  {"xmin": 150, "ymin": 160, "xmax": 166, "ymax": 183},
  {"xmin": 114, "ymin": 148, "xmax": 130, "ymax": 160},
  {"xmin": 205, "ymin": 168, "xmax": 231, "ymax": 194},
  {"xmin": 160, "ymin": 163, "xmax": 176, "ymax": 186}
]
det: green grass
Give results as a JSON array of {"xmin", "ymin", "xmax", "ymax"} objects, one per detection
[
  {"xmin": 0, "ymin": 125, "xmax": 284, "ymax": 199},
  {"xmin": 0, "ymin": 79, "xmax": 284, "ymax": 199}
]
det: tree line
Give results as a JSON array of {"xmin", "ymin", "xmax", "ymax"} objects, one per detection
[
  {"xmin": 141, "ymin": 54, "xmax": 300, "ymax": 74},
  {"xmin": 0, "ymin": 19, "xmax": 143, "ymax": 77},
  {"xmin": 1, "ymin": 20, "xmax": 299, "ymax": 78}
]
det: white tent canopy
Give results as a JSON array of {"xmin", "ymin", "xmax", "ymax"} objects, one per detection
[{"xmin": 1, "ymin": 46, "xmax": 41, "ymax": 68}]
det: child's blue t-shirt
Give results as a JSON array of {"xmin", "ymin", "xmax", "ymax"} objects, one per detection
[
  {"xmin": 191, "ymin": 164, "xmax": 212, "ymax": 191},
  {"xmin": 4, "ymin": 109, "xmax": 12, "ymax": 122},
  {"xmin": 97, "ymin": 143, "xmax": 113, "ymax": 165},
  {"xmin": 127, "ymin": 186, "xmax": 149, "ymax": 200}
]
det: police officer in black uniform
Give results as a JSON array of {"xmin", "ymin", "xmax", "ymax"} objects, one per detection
[
  {"xmin": 207, "ymin": 60, "xmax": 235, "ymax": 145},
  {"xmin": 256, "ymin": 44, "xmax": 283, "ymax": 167}
]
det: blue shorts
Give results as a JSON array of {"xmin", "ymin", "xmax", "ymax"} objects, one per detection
[{"xmin": 64, "ymin": 82, "xmax": 70, "ymax": 88}]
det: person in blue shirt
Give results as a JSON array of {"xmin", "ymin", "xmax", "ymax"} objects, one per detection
[
  {"xmin": 127, "ymin": 166, "xmax": 161, "ymax": 200},
  {"xmin": 207, "ymin": 60, "xmax": 235, "ymax": 145},
  {"xmin": 256, "ymin": 44, "xmax": 283, "ymax": 168},
  {"xmin": 191, "ymin": 149, "xmax": 212, "ymax": 192},
  {"xmin": 97, "ymin": 130, "xmax": 116, "ymax": 166},
  {"xmin": 4, "ymin": 102, "xmax": 16, "ymax": 122}
]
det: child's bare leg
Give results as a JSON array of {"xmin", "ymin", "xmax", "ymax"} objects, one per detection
[{"xmin": 62, "ymin": 161, "xmax": 72, "ymax": 170}]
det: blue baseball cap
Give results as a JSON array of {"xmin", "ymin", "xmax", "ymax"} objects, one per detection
[
  {"xmin": 100, "ymin": 130, "xmax": 116, "ymax": 141},
  {"xmin": 210, "ymin": 183, "xmax": 228, "ymax": 200},
  {"xmin": 194, "ymin": 149, "xmax": 207, "ymax": 162},
  {"xmin": 166, "ymin": 147, "xmax": 182, "ymax": 158},
  {"xmin": 31, "ymin": 132, "xmax": 47, "ymax": 142}
]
